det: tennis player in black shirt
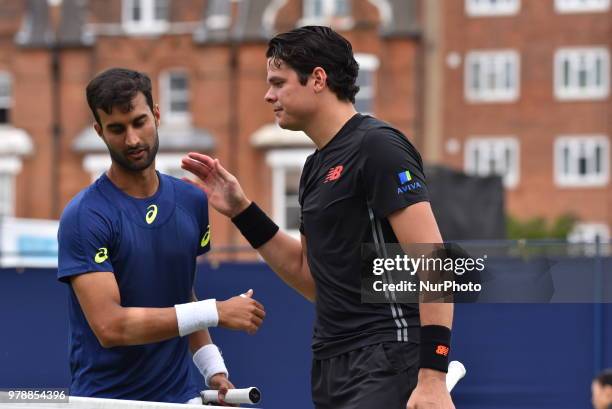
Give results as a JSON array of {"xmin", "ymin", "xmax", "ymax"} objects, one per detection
[{"xmin": 182, "ymin": 26, "xmax": 455, "ymax": 409}]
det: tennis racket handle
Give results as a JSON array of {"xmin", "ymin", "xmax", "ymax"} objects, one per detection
[
  {"xmin": 446, "ymin": 361, "xmax": 467, "ymax": 392},
  {"xmin": 200, "ymin": 387, "xmax": 261, "ymax": 405}
]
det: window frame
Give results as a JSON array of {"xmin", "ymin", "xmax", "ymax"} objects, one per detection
[
  {"xmin": 265, "ymin": 149, "xmax": 311, "ymax": 238},
  {"xmin": 554, "ymin": 135, "xmax": 609, "ymax": 187},
  {"xmin": 301, "ymin": 0, "xmax": 353, "ymax": 28},
  {"xmin": 159, "ymin": 69, "xmax": 191, "ymax": 126},
  {"xmin": 0, "ymin": 71, "xmax": 13, "ymax": 125},
  {"xmin": 464, "ymin": 137, "xmax": 520, "ymax": 188},
  {"xmin": 554, "ymin": 47, "xmax": 610, "ymax": 101},
  {"xmin": 122, "ymin": 0, "xmax": 169, "ymax": 35},
  {"xmin": 464, "ymin": 50, "xmax": 520, "ymax": 103},
  {"xmin": 568, "ymin": 223, "xmax": 610, "ymax": 244},
  {"xmin": 0, "ymin": 157, "xmax": 23, "ymax": 217},
  {"xmin": 465, "ymin": 0, "xmax": 521, "ymax": 16},
  {"xmin": 354, "ymin": 53, "xmax": 380, "ymax": 115},
  {"xmin": 554, "ymin": 0, "xmax": 610, "ymax": 13}
]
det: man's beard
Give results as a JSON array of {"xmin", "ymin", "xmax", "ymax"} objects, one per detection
[{"xmin": 106, "ymin": 129, "xmax": 160, "ymax": 172}]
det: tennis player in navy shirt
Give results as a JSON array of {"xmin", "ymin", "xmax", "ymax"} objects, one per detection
[{"xmin": 57, "ymin": 68, "xmax": 265, "ymax": 403}]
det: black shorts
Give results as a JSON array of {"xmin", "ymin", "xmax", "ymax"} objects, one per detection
[{"xmin": 311, "ymin": 342, "xmax": 419, "ymax": 409}]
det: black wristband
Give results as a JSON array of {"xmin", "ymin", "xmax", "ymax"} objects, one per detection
[
  {"xmin": 231, "ymin": 202, "xmax": 279, "ymax": 249},
  {"xmin": 419, "ymin": 325, "xmax": 451, "ymax": 373}
]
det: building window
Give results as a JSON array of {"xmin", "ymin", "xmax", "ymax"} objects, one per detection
[
  {"xmin": 266, "ymin": 150, "xmax": 311, "ymax": 237},
  {"xmin": 0, "ymin": 157, "xmax": 22, "ymax": 217},
  {"xmin": 465, "ymin": 50, "xmax": 520, "ymax": 102},
  {"xmin": 123, "ymin": 0, "xmax": 169, "ymax": 34},
  {"xmin": 555, "ymin": 0, "xmax": 610, "ymax": 13},
  {"xmin": 465, "ymin": 0, "xmax": 521, "ymax": 16},
  {"xmin": 554, "ymin": 136, "xmax": 609, "ymax": 187},
  {"xmin": 0, "ymin": 72, "xmax": 12, "ymax": 124},
  {"xmin": 568, "ymin": 223, "xmax": 610, "ymax": 243},
  {"xmin": 302, "ymin": 0, "xmax": 351, "ymax": 25},
  {"xmin": 160, "ymin": 70, "xmax": 190, "ymax": 125},
  {"xmin": 554, "ymin": 47, "xmax": 609, "ymax": 100},
  {"xmin": 354, "ymin": 54, "xmax": 379, "ymax": 115},
  {"xmin": 464, "ymin": 137, "xmax": 520, "ymax": 188}
]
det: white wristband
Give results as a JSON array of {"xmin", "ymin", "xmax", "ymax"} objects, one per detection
[
  {"xmin": 193, "ymin": 344, "xmax": 229, "ymax": 387},
  {"xmin": 175, "ymin": 299, "xmax": 218, "ymax": 337}
]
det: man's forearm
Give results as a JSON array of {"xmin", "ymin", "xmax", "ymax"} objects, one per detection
[
  {"xmin": 255, "ymin": 230, "xmax": 316, "ymax": 301},
  {"xmin": 99, "ymin": 306, "xmax": 179, "ymax": 348},
  {"xmin": 419, "ymin": 302, "xmax": 453, "ymax": 328}
]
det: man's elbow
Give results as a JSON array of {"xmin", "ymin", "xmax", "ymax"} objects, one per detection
[{"xmin": 93, "ymin": 319, "xmax": 125, "ymax": 348}]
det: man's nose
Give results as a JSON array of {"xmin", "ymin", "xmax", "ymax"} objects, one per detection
[
  {"xmin": 125, "ymin": 126, "xmax": 140, "ymax": 147},
  {"xmin": 264, "ymin": 88, "xmax": 276, "ymax": 104}
]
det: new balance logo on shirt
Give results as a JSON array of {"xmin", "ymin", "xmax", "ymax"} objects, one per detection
[{"xmin": 324, "ymin": 165, "xmax": 344, "ymax": 183}]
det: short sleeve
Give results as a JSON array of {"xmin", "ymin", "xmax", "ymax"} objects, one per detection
[
  {"xmin": 57, "ymin": 200, "xmax": 114, "ymax": 283},
  {"xmin": 360, "ymin": 127, "xmax": 429, "ymax": 218}
]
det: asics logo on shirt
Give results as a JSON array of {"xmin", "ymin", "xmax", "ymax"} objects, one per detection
[
  {"xmin": 201, "ymin": 225, "xmax": 211, "ymax": 247},
  {"xmin": 94, "ymin": 247, "xmax": 108, "ymax": 263},
  {"xmin": 324, "ymin": 165, "xmax": 344, "ymax": 183},
  {"xmin": 146, "ymin": 204, "xmax": 158, "ymax": 224}
]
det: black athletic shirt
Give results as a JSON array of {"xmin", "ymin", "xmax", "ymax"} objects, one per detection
[{"xmin": 299, "ymin": 114, "xmax": 430, "ymax": 359}]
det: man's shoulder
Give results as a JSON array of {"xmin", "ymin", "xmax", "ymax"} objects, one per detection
[
  {"xmin": 162, "ymin": 173, "xmax": 208, "ymax": 209},
  {"xmin": 357, "ymin": 116, "xmax": 417, "ymax": 154},
  {"xmin": 60, "ymin": 181, "xmax": 114, "ymax": 226}
]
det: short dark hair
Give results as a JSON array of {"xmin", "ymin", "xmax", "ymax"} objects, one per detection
[
  {"xmin": 266, "ymin": 26, "xmax": 360, "ymax": 103},
  {"xmin": 595, "ymin": 369, "xmax": 612, "ymax": 387},
  {"xmin": 86, "ymin": 68, "xmax": 154, "ymax": 126}
]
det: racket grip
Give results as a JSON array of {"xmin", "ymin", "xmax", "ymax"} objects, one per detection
[{"xmin": 200, "ymin": 387, "xmax": 261, "ymax": 405}]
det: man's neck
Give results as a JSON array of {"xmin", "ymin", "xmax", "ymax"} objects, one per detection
[
  {"xmin": 106, "ymin": 163, "xmax": 159, "ymax": 199},
  {"xmin": 303, "ymin": 103, "xmax": 358, "ymax": 150}
]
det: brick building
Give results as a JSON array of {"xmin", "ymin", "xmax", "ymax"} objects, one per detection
[
  {"xmin": 424, "ymin": 0, "xmax": 611, "ymax": 242},
  {"xmin": 0, "ymin": 0, "xmax": 421, "ymax": 257}
]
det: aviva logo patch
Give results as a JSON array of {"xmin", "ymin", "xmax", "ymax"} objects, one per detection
[
  {"xmin": 94, "ymin": 247, "xmax": 108, "ymax": 263},
  {"xmin": 398, "ymin": 170, "xmax": 412, "ymax": 184},
  {"xmin": 145, "ymin": 204, "xmax": 158, "ymax": 224},
  {"xmin": 397, "ymin": 169, "xmax": 422, "ymax": 194},
  {"xmin": 201, "ymin": 225, "xmax": 211, "ymax": 248}
]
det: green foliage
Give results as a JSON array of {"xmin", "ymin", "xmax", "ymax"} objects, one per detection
[{"xmin": 506, "ymin": 213, "xmax": 577, "ymax": 240}]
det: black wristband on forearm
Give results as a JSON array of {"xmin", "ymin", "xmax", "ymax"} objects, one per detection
[
  {"xmin": 231, "ymin": 202, "xmax": 279, "ymax": 249},
  {"xmin": 419, "ymin": 325, "xmax": 451, "ymax": 373}
]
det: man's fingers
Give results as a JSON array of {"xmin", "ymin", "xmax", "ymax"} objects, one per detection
[
  {"xmin": 213, "ymin": 159, "xmax": 234, "ymax": 181},
  {"xmin": 187, "ymin": 152, "xmax": 216, "ymax": 167},
  {"xmin": 181, "ymin": 157, "xmax": 213, "ymax": 179},
  {"xmin": 252, "ymin": 305, "xmax": 266, "ymax": 320}
]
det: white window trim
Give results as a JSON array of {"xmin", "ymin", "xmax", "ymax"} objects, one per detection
[
  {"xmin": 0, "ymin": 157, "xmax": 23, "ymax": 217},
  {"xmin": 122, "ymin": 0, "xmax": 168, "ymax": 35},
  {"xmin": 464, "ymin": 137, "xmax": 520, "ymax": 188},
  {"xmin": 265, "ymin": 149, "xmax": 311, "ymax": 239},
  {"xmin": 354, "ymin": 53, "xmax": 380, "ymax": 115},
  {"xmin": 159, "ymin": 69, "xmax": 191, "ymax": 126},
  {"xmin": 568, "ymin": 223, "xmax": 610, "ymax": 243},
  {"xmin": 555, "ymin": 0, "xmax": 610, "ymax": 13},
  {"xmin": 300, "ymin": 0, "xmax": 354, "ymax": 29},
  {"xmin": 0, "ymin": 71, "xmax": 12, "ymax": 109},
  {"xmin": 554, "ymin": 135, "xmax": 609, "ymax": 187},
  {"xmin": 554, "ymin": 47, "xmax": 610, "ymax": 101},
  {"xmin": 465, "ymin": 50, "xmax": 520, "ymax": 103},
  {"xmin": 83, "ymin": 153, "xmax": 188, "ymax": 182},
  {"xmin": 465, "ymin": 0, "xmax": 521, "ymax": 16}
]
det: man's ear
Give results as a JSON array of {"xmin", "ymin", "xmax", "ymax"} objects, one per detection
[
  {"xmin": 153, "ymin": 103, "xmax": 161, "ymax": 127},
  {"xmin": 311, "ymin": 67, "xmax": 327, "ymax": 94},
  {"xmin": 93, "ymin": 122, "xmax": 103, "ymax": 138}
]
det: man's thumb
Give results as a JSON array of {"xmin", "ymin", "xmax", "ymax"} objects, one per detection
[{"xmin": 240, "ymin": 289, "xmax": 254, "ymax": 298}]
